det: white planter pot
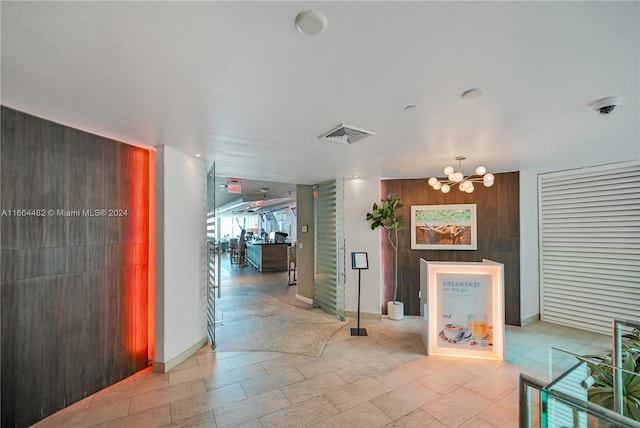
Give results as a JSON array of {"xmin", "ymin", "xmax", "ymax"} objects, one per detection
[{"xmin": 387, "ymin": 301, "xmax": 404, "ymax": 320}]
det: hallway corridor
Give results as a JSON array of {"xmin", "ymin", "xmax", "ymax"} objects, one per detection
[
  {"xmin": 212, "ymin": 256, "xmax": 344, "ymax": 357},
  {"xmin": 33, "ymin": 259, "xmax": 612, "ymax": 427}
]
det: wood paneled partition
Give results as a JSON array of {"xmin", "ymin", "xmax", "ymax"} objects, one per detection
[
  {"xmin": 0, "ymin": 107, "xmax": 152, "ymax": 427},
  {"xmin": 380, "ymin": 172, "xmax": 520, "ymax": 325}
]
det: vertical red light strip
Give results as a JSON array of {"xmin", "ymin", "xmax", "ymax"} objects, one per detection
[
  {"xmin": 148, "ymin": 150, "xmax": 155, "ymax": 361},
  {"xmin": 123, "ymin": 147, "xmax": 150, "ymax": 360}
]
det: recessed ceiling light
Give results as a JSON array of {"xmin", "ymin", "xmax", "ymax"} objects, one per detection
[
  {"xmin": 460, "ymin": 88, "xmax": 485, "ymax": 100},
  {"xmin": 295, "ymin": 10, "xmax": 328, "ymax": 35},
  {"xmin": 195, "ymin": 153, "xmax": 201, "ymax": 157}
]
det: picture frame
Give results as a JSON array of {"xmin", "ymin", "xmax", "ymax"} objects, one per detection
[{"xmin": 411, "ymin": 204, "xmax": 477, "ymax": 250}]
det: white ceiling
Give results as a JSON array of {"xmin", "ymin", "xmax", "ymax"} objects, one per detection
[
  {"xmin": 2, "ymin": 1, "xmax": 638, "ymax": 189},
  {"xmin": 214, "ymin": 177, "xmax": 297, "ymax": 212}
]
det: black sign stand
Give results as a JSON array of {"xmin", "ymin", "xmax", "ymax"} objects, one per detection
[{"xmin": 350, "ymin": 252, "xmax": 368, "ymax": 336}]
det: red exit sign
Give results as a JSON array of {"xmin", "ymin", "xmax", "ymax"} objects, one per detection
[{"xmin": 227, "ymin": 182, "xmax": 242, "ymax": 193}]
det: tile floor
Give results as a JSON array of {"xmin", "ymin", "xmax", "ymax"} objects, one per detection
[{"xmin": 33, "ymin": 259, "xmax": 614, "ymax": 428}]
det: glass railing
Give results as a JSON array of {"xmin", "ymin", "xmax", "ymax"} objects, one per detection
[
  {"xmin": 520, "ymin": 319, "xmax": 640, "ymax": 428},
  {"xmin": 546, "ymin": 349, "xmax": 640, "ymax": 427}
]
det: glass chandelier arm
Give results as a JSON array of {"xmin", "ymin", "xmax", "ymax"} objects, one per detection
[{"xmin": 427, "ymin": 158, "xmax": 495, "ymax": 193}]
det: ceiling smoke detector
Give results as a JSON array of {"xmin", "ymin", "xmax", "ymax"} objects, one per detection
[
  {"xmin": 318, "ymin": 123, "xmax": 376, "ymax": 145},
  {"xmin": 295, "ymin": 10, "xmax": 328, "ymax": 35},
  {"xmin": 460, "ymin": 88, "xmax": 485, "ymax": 100}
]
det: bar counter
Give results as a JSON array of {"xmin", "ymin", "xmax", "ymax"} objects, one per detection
[{"xmin": 246, "ymin": 241, "xmax": 289, "ymax": 272}]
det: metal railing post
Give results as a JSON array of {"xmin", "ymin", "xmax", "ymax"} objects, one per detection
[
  {"xmin": 613, "ymin": 319, "xmax": 623, "ymax": 415},
  {"xmin": 519, "ymin": 376, "xmax": 531, "ymax": 427},
  {"xmin": 519, "ymin": 373, "xmax": 546, "ymax": 428},
  {"xmin": 520, "ymin": 371, "xmax": 640, "ymax": 428},
  {"xmin": 612, "ymin": 318, "xmax": 640, "ymax": 416}
]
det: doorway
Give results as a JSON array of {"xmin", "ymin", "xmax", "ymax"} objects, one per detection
[{"xmin": 206, "ymin": 174, "xmax": 298, "ymax": 346}]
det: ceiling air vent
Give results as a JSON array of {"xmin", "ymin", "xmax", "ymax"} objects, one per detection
[{"xmin": 318, "ymin": 123, "xmax": 376, "ymax": 145}]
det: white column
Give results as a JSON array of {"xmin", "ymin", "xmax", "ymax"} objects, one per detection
[
  {"xmin": 154, "ymin": 146, "xmax": 208, "ymax": 371},
  {"xmin": 519, "ymin": 169, "xmax": 540, "ymax": 325},
  {"xmin": 344, "ymin": 177, "xmax": 383, "ymax": 317}
]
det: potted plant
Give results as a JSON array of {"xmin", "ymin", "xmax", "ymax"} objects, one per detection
[
  {"xmin": 577, "ymin": 328, "xmax": 640, "ymax": 421},
  {"xmin": 366, "ymin": 193, "xmax": 407, "ymax": 320}
]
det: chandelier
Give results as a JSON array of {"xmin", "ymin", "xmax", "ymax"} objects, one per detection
[{"xmin": 428, "ymin": 156, "xmax": 495, "ymax": 194}]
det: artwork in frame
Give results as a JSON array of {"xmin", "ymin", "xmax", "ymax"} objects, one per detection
[{"xmin": 411, "ymin": 204, "xmax": 477, "ymax": 250}]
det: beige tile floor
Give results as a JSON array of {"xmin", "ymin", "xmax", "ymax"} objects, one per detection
[{"xmin": 33, "ymin": 259, "xmax": 614, "ymax": 428}]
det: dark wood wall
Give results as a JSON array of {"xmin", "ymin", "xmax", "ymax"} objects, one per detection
[
  {"xmin": 380, "ymin": 172, "xmax": 520, "ymax": 325},
  {"xmin": 1, "ymin": 107, "xmax": 151, "ymax": 427}
]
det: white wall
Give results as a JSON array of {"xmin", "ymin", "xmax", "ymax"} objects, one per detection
[
  {"xmin": 155, "ymin": 146, "xmax": 207, "ymax": 366},
  {"xmin": 295, "ymin": 185, "xmax": 315, "ymax": 302},
  {"xmin": 344, "ymin": 177, "xmax": 382, "ymax": 316},
  {"xmin": 286, "ymin": 206, "xmax": 297, "ymax": 244},
  {"xmin": 519, "ymin": 170, "xmax": 540, "ymax": 324}
]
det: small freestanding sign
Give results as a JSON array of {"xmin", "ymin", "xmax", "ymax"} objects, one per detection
[
  {"xmin": 420, "ymin": 259, "xmax": 504, "ymax": 360},
  {"xmin": 350, "ymin": 252, "xmax": 368, "ymax": 336}
]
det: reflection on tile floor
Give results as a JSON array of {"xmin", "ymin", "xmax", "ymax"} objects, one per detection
[{"xmin": 33, "ymin": 260, "xmax": 613, "ymax": 428}]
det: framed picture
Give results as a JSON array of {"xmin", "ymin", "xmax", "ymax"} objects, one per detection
[{"xmin": 411, "ymin": 204, "xmax": 477, "ymax": 250}]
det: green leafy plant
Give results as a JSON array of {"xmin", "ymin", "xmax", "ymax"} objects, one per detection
[
  {"xmin": 366, "ymin": 193, "xmax": 407, "ymax": 303},
  {"xmin": 578, "ymin": 329, "xmax": 640, "ymax": 421}
]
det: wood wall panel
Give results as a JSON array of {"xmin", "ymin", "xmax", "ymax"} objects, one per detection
[
  {"xmin": 380, "ymin": 172, "xmax": 521, "ymax": 325},
  {"xmin": 17, "ymin": 114, "xmax": 44, "ymax": 214},
  {"xmin": 1, "ymin": 113, "xmax": 18, "ymax": 250},
  {"xmin": 104, "ymin": 143, "xmax": 122, "ymax": 246},
  {"xmin": 20, "ymin": 248, "xmax": 43, "ymax": 279},
  {"xmin": 41, "ymin": 275, "xmax": 66, "ymax": 417},
  {"xmin": 0, "ymin": 106, "xmax": 151, "ymax": 427},
  {"xmin": 43, "ymin": 215, "xmax": 66, "ymax": 249},
  {"xmin": 63, "ymin": 273, "xmax": 86, "ymax": 403},
  {"xmin": 42, "ymin": 247, "xmax": 66, "ymax": 276},
  {"xmin": 18, "ymin": 115, "xmax": 45, "ymax": 251},
  {"xmin": 102, "ymin": 267, "xmax": 121, "ymax": 385},
  {"xmin": 1, "ymin": 250, "xmax": 16, "ymax": 281},
  {"xmin": 43, "ymin": 124, "xmax": 68, "ymax": 249},
  {"xmin": 86, "ymin": 134, "xmax": 106, "ymax": 246},
  {"xmin": 43, "ymin": 122, "xmax": 67, "ymax": 212},
  {"xmin": 13, "ymin": 278, "xmax": 44, "ymax": 428},
  {"xmin": 0, "ymin": 280, "xmax": 18, "ymax": 426}
]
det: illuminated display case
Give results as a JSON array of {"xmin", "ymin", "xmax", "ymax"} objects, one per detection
[{"xmin": 419, "ymin": 259, "xmax": 504, "ymax": 361}]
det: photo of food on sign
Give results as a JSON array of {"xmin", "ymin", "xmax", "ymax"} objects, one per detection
[{"xmin": 436, "ymin": 273, "xmax": 493, "ymax": 349}]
